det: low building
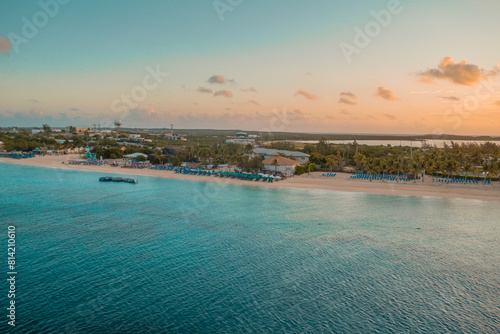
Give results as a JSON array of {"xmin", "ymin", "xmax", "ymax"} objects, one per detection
[
  {"xmin": 165, "ymin": 133, "xmax": 186, "ymax": 141},
  {"xmin": 262, "ymin": 155, "xmax": 301, "ymax": 176},
  {"xmin": 253, "ymin": 148, "xmax": 309, "ymax": 163},
  {"xmin": 226, "ymin": 138, "xmax": 255, "ymax": 145},
  {"xmin": 236, "ymin": 132, "xmax": 247, "ymax": 138},
  {"xmin": 75, "ymin": 127, "xmax": 92, "ymax": 134}
]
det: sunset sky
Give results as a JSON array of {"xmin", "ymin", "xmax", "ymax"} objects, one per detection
[{"xmin": 1, "ymin": 0, "xmax": 500, "ymax": 135}]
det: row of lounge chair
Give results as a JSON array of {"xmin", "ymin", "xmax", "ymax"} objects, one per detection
[
  {"xmin": 0, "ymin": 152, "xmax": 35, "ymax": 159},
  {"xmin": 432, "ymin": 177, "xmax": 491, "ymax": 185},
  {"xmin": 68, "ymin": 159, "xmax": 110, "ymax": 166},
  {"xmin": 322, "ymin": 173, "xmax": 336, "ymax": 177},
  {"xmin": 121, "ymin": 163, "xmax": 149, "ymax": 169},
  {"xmin": 174, "ymin": 167, "xmax": 277, "ymax": 182},
  {"xmin": 350, "ymin": 173, "xmax": 414, "ymax": 182},
  {"xmin": 149, "ymin": 165, "xmax": 175, "ymax": 171}
]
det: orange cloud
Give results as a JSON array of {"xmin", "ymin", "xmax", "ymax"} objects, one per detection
[
  {"xmin": 241, "ymin": 87, "xmax": 257, "ymax": 92},
  {"xmin": 248, "ymin": 99, "xmax": 260, "ymax": 106},
  {"xmin": 440, "ymin": 96, "xmax": 460, "ymax": 101},
  {"xmin": 197, "ymin": 87, "xmax": 213, "ymax": 93},
  {"xmin": 208, "ymin": 75, "xmax": 225, "ymax": 84},
  {"xmin": 418, "ymin": 57, "xmax": 499, "ymax": 86},
  {"xmin": 0, "ymin": 36, "xmax": 12, "ymax": 56},
  {"xmin": 375, "ymin": 86, "xmax": 398, "ymax": 101},
  {"xmin": 294, "ymin": 89, "xmax": 318, "ymax": 100},
  {"xmin": 213, "ymin": 90, "xmax": 233, "ymax": 98},
  {"xmin": 338, "ymin": 91, "xmax": 357, "ymax": 105}
]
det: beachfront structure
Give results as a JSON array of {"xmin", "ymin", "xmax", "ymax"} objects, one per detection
[
  {"xmin": 165, "ymin": 134, "xmax": 186, "ymax": 141},
  {"xmin": 262, "ymin": 155, "xmax": 301, "ymax": 176},
  {"xmin": 236, "ymin": 132, "xmax": 247, "ymax": 138},
  {"xmin": 67, "ymin": 127, "xmax": 92, "ymax": 134},
  {"xmin": 253, "ymin": 148, "xmax": 310, "ymax": 163}
]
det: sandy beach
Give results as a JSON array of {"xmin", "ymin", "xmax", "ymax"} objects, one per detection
[{"xmin": 2, "ymin": 154, "xmax": 499, "ymax": 202}]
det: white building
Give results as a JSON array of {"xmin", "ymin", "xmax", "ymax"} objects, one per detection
[
  {"xmin": 253, "ymin": 148, "xmax": 309, "ymax": 163},
  {"xmin": 262, "ymin": 155, "xmax": 301, "ymax": 176}
]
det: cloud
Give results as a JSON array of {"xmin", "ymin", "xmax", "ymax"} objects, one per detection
[
  {"xmin": 383, "ymin": 113, "xmax": 396, "ymax": 120},
  {"xmin": 2, "ymin": 108, "xmax": 45, "ymax": 119},
  {"xmin": 27, "ymin": 99, "xmax": 40, "ymax": 103},
  {"xmin": 340, "ymin": 91, "xmax": 356, "ymax": 99},
  {"xmin": 213, "ymin": 90, "xmax": 233, "ymax": 98},
  {"xmin": 440, "ymin": 96, "xmax": 460, "ymax": 101},
  {"xmin": 0, "ymin": 36, "xmax": 12, "ymax": 56},
  {"xmin": 225, "ymin": 107, "xmax": 232, "ymax": 111},
  {"xmin": 294, "ymin": 89, "xmax": 319, "ymax": 100},
  {"xmin": 375, "ymin": 86, "xmax": 398, "ymax": 101},
  {"xmin": 248, "ymin": 99, "xmax": 260, "ymax": 106},
  {"xmin": 494, "ymin": 100, "xmax": 500, "ymax": 108},
  {"xmin": 197, "ymin": 87, "xmax": 213, "ymax": 94},
  {"xmin": 241, "ymin": 87, "xmax": 257, "ymax": 92},
  {"xmin": 338, "ymin": 97, "xmax": 356, "ymax": 105},
  {"xmin": 338, "ymin": 91, "xmax": 357, "ymax": 105},
  {"xmin": 341, "ymin": 110, "xmax": 351, "ymax": 115},
  {"xmin": 126, "ymin": 107, "xmax": 162, "ymax": 122},
  {"xmin": 208, "ymin": 75, "xmax": 225, "ymax": 84},
  {"xmin": 306, "ymin": 72, "xmax": 313, "ymax": 76},
  {"xmin": 70, "ymin": 107, "xmax": 80, "ymax": 111},
  {"xmin": 417, "ymin": 57, "xmax": 499, "ymax": 86}
]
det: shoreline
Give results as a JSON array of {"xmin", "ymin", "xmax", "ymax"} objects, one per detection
[{"xmin": 1, "ymin": 154, "xmax": 500, "ymax": 203}]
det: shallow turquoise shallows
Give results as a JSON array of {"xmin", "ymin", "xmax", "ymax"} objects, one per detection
[{"xmin": 1, "ymin": 163, "xmax": 499, "ymax": 333}]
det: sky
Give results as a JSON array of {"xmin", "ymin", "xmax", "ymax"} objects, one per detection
[{"xmin": 1, "ymin": 0, "xmax": 500, "ymax": 135}]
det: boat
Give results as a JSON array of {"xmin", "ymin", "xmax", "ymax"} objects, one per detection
[{"xmin": 99, "ymin": 177, "xmax": 138, "ymax": 183}]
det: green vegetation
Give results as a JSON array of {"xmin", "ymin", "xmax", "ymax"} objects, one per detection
[{"xmin": 1, "ymin": 128, "xmax": 499, "ymax": 180}]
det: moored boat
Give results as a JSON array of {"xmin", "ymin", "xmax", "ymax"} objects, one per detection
[{"xmin": 99, "ymin": 177, "xmax": 138, "ymax": 183}]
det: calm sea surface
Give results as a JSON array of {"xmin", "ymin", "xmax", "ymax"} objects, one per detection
[{"xmin": 1, "ymin": 163, "xmax": 499, "ymax": 333}]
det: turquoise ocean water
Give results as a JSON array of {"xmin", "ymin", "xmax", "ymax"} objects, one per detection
[{"xmin": 1, "ymin": 163, "xmax": 499, "ymax": 333}]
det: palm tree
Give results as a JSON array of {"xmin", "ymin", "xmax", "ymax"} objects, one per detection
[
  {"xmin": 354, "ymin": 153, "xmax": 365, "ymax": 170},
  {"xmin": 337, "ymin": 151, "xmax": 343, "ymax": 173},
  {"xmin": 326, "ymin": 155, "xmax": 336, "ymax": 172},
  {"xmin": 271, "ymin": 158, "xmax": 279, "ymax": 174},
  {"xmin": 304, "ymin": 161, "xmax": 313, "ymax": 175},
  {"xmin": 380, "ymin": 159, "xmax": 388, "ymax": 177},
  {"xmin": 492, "ymin": 162, "xmax": 500, "ymax": 182}
]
